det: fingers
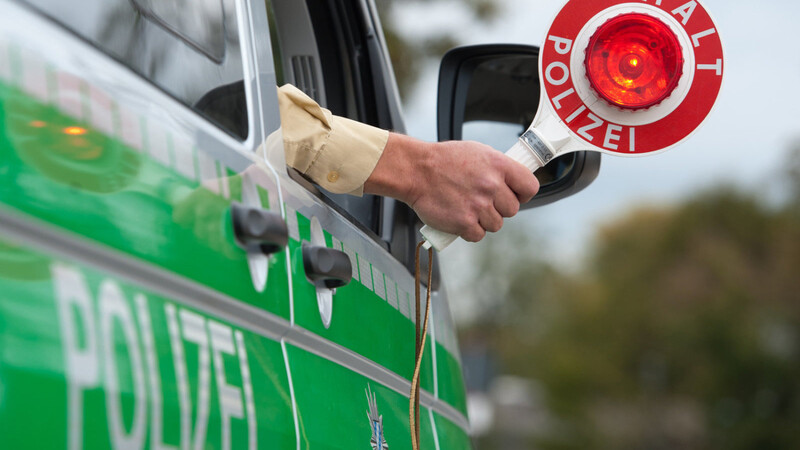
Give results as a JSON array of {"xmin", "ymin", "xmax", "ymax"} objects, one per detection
[
  {"xmin": 407, "ymin": 140, "xmax": 543, "ymax": 244},
  {"xmin": 503, "ymin": 159, "xmax": 541, "ymax": 203},
  {"xmin": 494, "ymin": 186, "xmax": 521, "ymax": 218},
  {"xmin": 479, "ymin": 208, "xmax": 504, "ymax": 233},
  {"xmin": 461, "ymin": 223, "xmax": 486, "ymax": 242}
]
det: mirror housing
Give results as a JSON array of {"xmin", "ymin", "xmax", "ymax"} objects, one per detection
[{"xmin": 437, "ymin": 44, "xmax": 601, "ymax": 209}]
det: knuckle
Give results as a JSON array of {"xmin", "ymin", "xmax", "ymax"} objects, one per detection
[
  {"xmin": 487, "ymin": 218, "xmax": 503, "ymax": 233},
  {"xmin": 477, "ymin": 176, "xmax": 496, "ymax": 193},
  {"xmin": 463, "ymin": 226, "xmax": 485, "ymax": 242},
  {"xmin": 459, "ymin": 211, "xmax": 476, "ymax": 228},
  {"xmin": 490, "ymin": 151, "xmax": 507, "ymax": 165},
  {"xmin": 496, "ymin": 194, "xmax": 520, "ymax": 217}
]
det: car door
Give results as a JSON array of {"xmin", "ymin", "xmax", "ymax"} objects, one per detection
[
  {"xmin": 259, "ymin": 0, "xmax": 470, "ymax": 447},
  {"xmin": 0, "ymin": 0, "xmax": 297, "ymax": 447}
]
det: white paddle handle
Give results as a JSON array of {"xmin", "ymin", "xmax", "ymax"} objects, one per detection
[{"xmin": 421, "ymin": 139, "xmax": 546, "ymax": 251}]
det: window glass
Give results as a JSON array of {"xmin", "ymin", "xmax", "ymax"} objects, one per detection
[
  {"xmin": 303, "ymin": 0, "xmax": 382, "ymax": 232},
  {"xmin": 131, "ymin": 0, "xmax": 226, "ymax": 62},
  {"xmin": 22, "ymin": 0, "xmax": 249, "ymax": 139}
]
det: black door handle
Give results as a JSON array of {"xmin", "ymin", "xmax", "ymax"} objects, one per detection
[
  {"xmin": 231, "ymin": 202, "xmax": 288, "ymax": 255},
  {"xmin": 302, "ymin": 244, "xmax": 352, "ymax": 289}
]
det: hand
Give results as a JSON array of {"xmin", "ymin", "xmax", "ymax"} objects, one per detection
[{"xmin": 364, "ymin": 133, "xmax": 540, "ymax": 242}]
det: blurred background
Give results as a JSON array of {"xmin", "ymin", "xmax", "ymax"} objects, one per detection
[{"xmin": 376, "ymin": 0, "xmax": 800, "ymax": 448}]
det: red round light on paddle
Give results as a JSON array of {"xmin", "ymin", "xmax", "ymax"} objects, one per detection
[{"xmin": 585, "ymin": 13, "xmax": 683, "ymax": 110}]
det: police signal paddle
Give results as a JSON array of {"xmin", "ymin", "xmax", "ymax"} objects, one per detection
[{"xmin": 421, "ymin": 0, "xmax": 724, "ymax": 251}]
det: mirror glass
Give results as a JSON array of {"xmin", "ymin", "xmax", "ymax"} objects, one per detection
[
  {"xmin": 462, "ymin": 120, "xmax": 524, "ymax": 151},
  {"xmin": 457, "ymin": 54, "xmax": 577, "ymax": 189}
]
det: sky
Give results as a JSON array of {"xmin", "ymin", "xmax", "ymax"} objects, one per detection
[{"xmin": 391, "ymin": 0, "xmax": 800, "ymax": 322}]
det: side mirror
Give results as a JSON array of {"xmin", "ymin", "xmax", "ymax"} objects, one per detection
[{"xmin": 437, "ymin": 44, "xmax": 600, "ymax": 209}]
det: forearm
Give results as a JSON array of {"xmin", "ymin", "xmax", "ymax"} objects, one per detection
[{"xmin": 363, "ymin": 133, "xmax": 433, "ymax": 205}]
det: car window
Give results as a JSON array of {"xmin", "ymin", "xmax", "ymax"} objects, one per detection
[
  {"xmin": 130, "ymin": 0, "xmax": 225, "ymax": 62},
  {"xmin": 22, "ymin": 0, "xmax": 249, "ymax": 140},
  {"xmin": 268, "ymin": 0, "xmax": 387, "ymax": 233}
]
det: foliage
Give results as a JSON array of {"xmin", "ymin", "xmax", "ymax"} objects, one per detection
[
  {"xmin": 376, "ymin": 0, "xmax": 501, "ymax": 98},
  {"xmin": 466, "ymin": 154, "xmax": 800, "ymax": 449}
]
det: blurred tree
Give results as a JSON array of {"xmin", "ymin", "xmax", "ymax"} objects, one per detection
[
  {"xmin": 375, "ymin": 0, "xmax": 501, "ymax": 99},
  {"xmin": 465, "ymin": 159, "xmax": 800, "ymax": 449},
  {"xmin": 784, "ymin": 138, "xmax": 800, "ymax": 212}
]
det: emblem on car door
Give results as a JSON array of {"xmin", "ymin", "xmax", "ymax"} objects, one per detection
[{"xmin": 366, "ymin": 385, "xmax": 389, "ymax": 450}]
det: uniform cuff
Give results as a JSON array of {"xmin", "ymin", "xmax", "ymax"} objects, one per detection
[{"xmin": 304, "ymin": 115, "xmax": 389, "ymax": 196}]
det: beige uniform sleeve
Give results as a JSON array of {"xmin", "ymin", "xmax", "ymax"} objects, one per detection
[{"xmin": 277, "ymin": 84, "xmax": 389, "ymax": 196}]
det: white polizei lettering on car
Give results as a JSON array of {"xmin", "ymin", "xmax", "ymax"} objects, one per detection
[
  {"xmin": 603, "ymin": 123, "xmax": 623, "ymax": 150},
  {"xmin": 53, "ymin": 264, "xmax": 100, "ymax": 450},
  {"xmin": 545, "ymin": 61, "xmax": 570, "ymax": 86},
  {"xmin": 630, "ymin": 127, "xmax": 637, "ymax": 152},
  {"xmin": 672, "ymin": 1, "xmax": 698, "ymax": 25},
  {"xmin": 89, "ymin": 85, "xmax": 115, "ymax": 136},
  {"xmin": 20, "ymin": 50, "xmax": 48, "ymax": 103},
  {"xmin": 642, "ymin": 0, "xmax": 663, "ymax": 5},
  {"xmin": 197, "ymin": 151, "xmax": 221, "ymax": 195},
  {"xmin": 235, "ymin": 331, "xmax": 258, "ymax": 450},
  {"xmin": 578, "ymin": 113, "xmax": 604, "ymax": 142},
  {"xmin": 208, "ymin": 321, "xmax": 245, "ymax": 450},
  {"xmin": 52, "ymin": 261, "xmax": 268, "ymax": 450},
  {"xmin": 179, "ymin": 309, "xmax": 212, "ymax": 450},
  {"xmin": 386, "ymin": 279, "xmax": 399, "ymax": 310},
  {"xmin": 341, "ymin": 244, "xmax": 359, "ymax": 282},
  {"xmin": 136, "ymin": 294, "xmax": 176, "ymax": 450},
  {"xmin": 118, "ymin": 105, "xmax": 144, "ymax": 153},
  {"xmin": 147, "ymin": 121, "xmax": 173, "ymax": 168},
  {"xmin": 692, "ymin": 28, "xmax": 716, "ymax": 47},
  {"xmin": 551, "ymin": 88, "xmax": 575, "ymax": 110},
  {"xmin": 566, "ymin": 105, "xmax": 587, "ymax": 124},
  {"xmin": 372, "ymin": 266, "xmax": 387, "ymax": 300},
  {"xmin": 171, "ymin": 134, "xmax": 198, "ymax": 181},
  {"xmin": 359, "ymin": 255, "xmax": 374, "ymax": 291},
  {"xmin": 697, "ymin": 59, "xmax": 723, "ymax": 76},
  {"xmin": 547, "ymin": 35, "xmax": 573, "ymax": 55},
  {"xmin": 99, "ymin": 280, "xmax": 147, "ymax": 450},
  {"xmin": 57, "ymin": 71, "xmax": 86, "ymax": 121},
  {"xmin": 165, "ymin": 304, "xmax": 192, "ymax": 450},
  {"xmin": 331, "ymin": 236, "xmax": 343, "ymax": 251}
]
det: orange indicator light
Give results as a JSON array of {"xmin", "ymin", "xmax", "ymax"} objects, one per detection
[
  {"xmin": 63, "ymin": 126, "xmax": 88, "ymax": 136},
  {"xmin": 29, "ymin": 120, "xmax": 47, "ymax": 128}
]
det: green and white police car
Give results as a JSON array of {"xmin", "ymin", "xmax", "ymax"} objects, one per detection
[{"xmin": 0, "ymin": 0, "xmax": 599, "ymax": 448}]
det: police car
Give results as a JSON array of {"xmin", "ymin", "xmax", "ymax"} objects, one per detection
[{"xmin": 0, "ymin": 0, "xmax": 600, "ymax": 447}]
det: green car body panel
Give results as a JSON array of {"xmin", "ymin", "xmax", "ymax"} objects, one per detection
[{"xmin": 0, "ymin": 0, "xmax": 471, "ymax": 448}]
